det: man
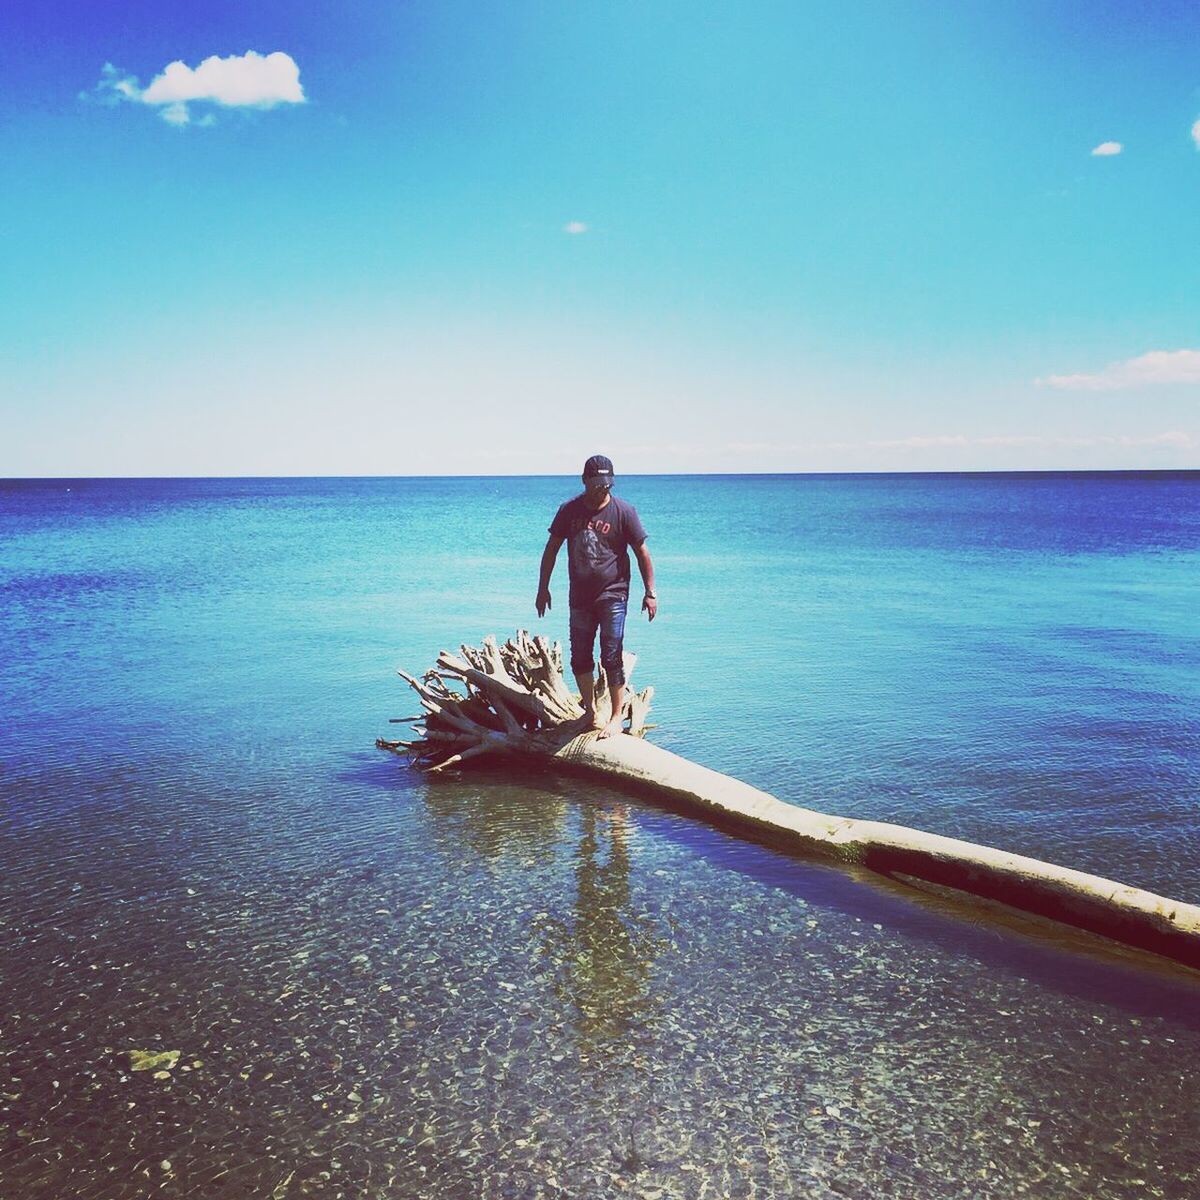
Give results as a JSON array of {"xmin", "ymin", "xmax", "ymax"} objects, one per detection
[{"xmin": 536, "ymin": 454, "xmax": 656, "ymax": 739}]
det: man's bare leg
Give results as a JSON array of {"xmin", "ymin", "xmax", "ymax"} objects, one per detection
[
  {"xmin": 598, "ymin": 682, "xmax": 625, "ymax": 739},
  {"xmin": 575, "ymin": 672, "xmax": 603, "ymax": 729}
]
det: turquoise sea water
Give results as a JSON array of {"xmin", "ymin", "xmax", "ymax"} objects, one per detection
[{"xmin": 1, "ymin": 473, "xmax": 1198, "ymax": 1198}]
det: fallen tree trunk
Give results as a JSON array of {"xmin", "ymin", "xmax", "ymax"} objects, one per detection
[{"xmin": 378, "ymin": 631, "xmax": 1200, "ymax": 973}]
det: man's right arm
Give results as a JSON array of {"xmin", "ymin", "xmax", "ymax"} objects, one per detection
[{"xmin": 536, "ymin": 534, "xmax": 564, "ymax": 617}]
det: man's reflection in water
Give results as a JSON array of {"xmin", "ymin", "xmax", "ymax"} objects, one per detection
[
  {"xmin": 420, "ymin": 775, "xmax": 569, "ymax": 864},
  {"xmin": 536, "ymin": 803, "xmax": 667, "ymax": 1058}
]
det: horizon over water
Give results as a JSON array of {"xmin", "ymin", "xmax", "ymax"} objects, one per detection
[
  {"xmin": 9, "ymin": 467, "xmax": 1196, "ymax": 479},
  {"xmin": 2, "ymin": 470, "xmax": 1198, "ymax": 1198}
]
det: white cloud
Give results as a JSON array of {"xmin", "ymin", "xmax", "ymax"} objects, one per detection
[
  {"xmin": 1036, "ymin": 349, "xmax": 1200, "ymax": 391},
  {"xmin": 1192, "ymin": 118, "xmax": 1200, "ymax": 149},
  {"xmin": 142, "ymin": 51, "xmax": 303, "ymax": 106},
  {"xmin": 1135, "ymin": 431, "xmax": 1193, "ymax": 447},
  {"xmin": 563, "ymin": 221, "xmax": 589, "ymax": 235},
  {"xmin": 871, "ymin": 435, "xmax": 971, "ymax": 449},
  {"xmin": 727, "ymin": 432, "xmax": 1194, "ymax": 454},
  {"xmin": 1090, "ymin": 140, "xmax": 1122, "ymax": 156},
  {"xmin": 96, "ymin": 51, "xmax": 305, "ymax": 126},
  {"xmin": 161, "ymin": 102, "xmax": 191, "ymax": 127},
  {"xmin": 863, "ymin": 433, "xmax": 1193, "ymax": 450}
]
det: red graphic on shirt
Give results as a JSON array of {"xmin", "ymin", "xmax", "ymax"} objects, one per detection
[{"xmin": 570, "ymin": 515, "xmax": 613, "ymax": 537}]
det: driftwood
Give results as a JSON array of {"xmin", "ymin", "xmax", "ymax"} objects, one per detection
[{"xmin": 378, "ymin": 631, "xmax": 1200, "ymax": 973}]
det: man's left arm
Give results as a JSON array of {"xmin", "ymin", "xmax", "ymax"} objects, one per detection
[{"xmin": 633, "ymin": 540, "xmax": 656, "ymax": 621}]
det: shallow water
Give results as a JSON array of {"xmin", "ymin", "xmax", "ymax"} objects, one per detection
[{"xmin": 2, "ymin": 474, "xmax": 1199, "ymax": 1197}]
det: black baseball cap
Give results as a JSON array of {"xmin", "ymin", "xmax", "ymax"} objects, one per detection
[{"xmin": 583, "ymin": 454, "xmax": 614, "ymax": 478}]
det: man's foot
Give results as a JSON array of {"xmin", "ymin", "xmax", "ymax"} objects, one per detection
[
  {"xmin": 578, "ymin": 707, "xmax": 604, "ymax": 731},
  {"xmin": 597, "ymin": 715, "xmax": 624, "ymax": 740}
]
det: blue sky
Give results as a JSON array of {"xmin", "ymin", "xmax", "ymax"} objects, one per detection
[{"xmin": 2, "ymin": 0, "xmax": 1199, "ymax": 474}]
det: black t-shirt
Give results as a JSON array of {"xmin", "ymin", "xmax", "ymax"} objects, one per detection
[{"xmin": 549, "ymin": 493, "xmax": 648, "ymax": 605}]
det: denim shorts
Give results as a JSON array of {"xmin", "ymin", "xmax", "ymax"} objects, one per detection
[{"xmin": 568, "ymin": 595, "xmax": 628, "ymax": 687}]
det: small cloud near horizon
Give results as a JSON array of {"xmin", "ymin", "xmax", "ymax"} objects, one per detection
[
  {"xmin": 724, "ymin": 431, "xmax": 1194, "ymax": 454},
  {"xmin": 1036, "ymin": 349, "xmax": 1200, "ymax": 391},
  {"xmin": 94, "ymin": 51, "xmax": 305, "ymax": 126},
  {"xmin": 563, "ymin": 221, "xmax": 589, "ymax": 235},
  {"xmin": 1090, "ymin": 140, "xmax": 1122, "ymax": 156},
  {"xmin": 853, "ymin": 432, "xmax": 1191, "ymax": 451}
]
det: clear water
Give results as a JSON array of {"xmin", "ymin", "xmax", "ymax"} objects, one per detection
[{"xmin": 1, "ymin": 473, "xmax": 1198, "ymax": 1199}]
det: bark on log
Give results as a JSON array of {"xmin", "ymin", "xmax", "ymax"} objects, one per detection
[{"xmin": 378, "ymin": 631, "xmax": 1200, "ymax": 973}]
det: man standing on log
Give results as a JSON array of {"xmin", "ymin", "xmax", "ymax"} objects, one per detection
[{"xmin": 536, "ymin": 454, "xmax": 656, "ymax": 739}]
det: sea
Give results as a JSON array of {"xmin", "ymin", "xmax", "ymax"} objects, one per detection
[{"xmin": 1, "ymin": 472, "xmax": 1198, "ymax": 1199}]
